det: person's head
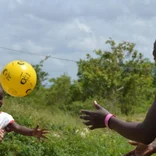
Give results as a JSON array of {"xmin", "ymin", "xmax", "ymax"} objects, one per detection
[
  {"xmin": 153, "ymin": 40, "xmax": 156, "ymax": 62},
  {"xmin": 0, "ymin": 86, "xmax": 4, "ymax": 107}
]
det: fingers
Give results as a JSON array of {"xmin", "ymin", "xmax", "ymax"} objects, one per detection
[
  {"xmin": 41, "ymin": 135, "xmax": 48, "ymax": 139},
  {"xmin": 80, "ymin": 110, "xmax": 92, "ymax": 115},
  {"xmin": 40, "ymin": 129, "xmax": 50, "ymax": 137},
  {"xmin": 94, "ymin": 101, "xmax": 110, "ymax": 114},
  {"xmin": 81, "ymin": 100, "xmax": 102, "ymax": 114},
  {"xmin": 89, "ymin": 125, "xmax": 95, "ymax": 130},
  {"xmin": 80, "ymin": 113, "xmax": 95, "ymax": 130},
  {"xmin": 94, "ymin": 101, "xmax": 101, "ymax": 110},
  {"xmin": 81, "ymin": 101, "xmax": 103, "ymax": 114},
  {"xmin": 42, "ymin": 131, "xmax": 49, "ymax": 135},
  {"xmin": 41, "ymin": 128, "xmax": 49, "ymax": 132},
  {"xmin": 83, "ymin": 121, "xmax": 96, "ymax": 130},
  {"xmin": 35, "ymin": 124, "xmax": 39, "ymax": 130},
  {"xmin": 123, "ymin": 150, "xmax": 135, "ymax": 156},
  {"xmin": 128, "ymin": 140, "xmax": 139, "ymax": 146},
  {"xmin": 37, "ymin": 137, "xmax": 42, "ymax": 142},
  {"xmin": 80, "ymin": 115, "xmax": 91, "ymax": 120},
  {"xmin": 94, "ymin": 101, "xmax": 97, "ymax": 104},
  {"xmin": 80, "ymin": 115, "xmax": 95, "ymax": 130},
  {"xmin": 143, "ymin": 149, "xmax": 153, "ymax": 156},
  {"xmin": 36, "ymin": 132, "xmax": 49, "ymax": 142},
  {"xmin": 83, "ymin": 121, "xmax": 92, "ymax": 126},
  {"xmin": 0, "ymin": 129, "xmax": 4, "ymax": 133},
  {"xmin": 81, "ymin": 113, "xmax": 93, "ymax": 126},
  {"xmin": 0, "ymin": 129, "xmax": 4, "ymax": 142}
]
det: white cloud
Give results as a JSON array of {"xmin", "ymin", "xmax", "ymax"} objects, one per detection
[
  {"xmin": 75, "ymin": 19, "xmax": 92, "ymax": 33},
  {"xmin": 0, "ymin": 0, "xmax": 156, "ymax": 80},
  {"xmin": 16, "ymin": 0, "xmax": 23, "ymax": 5}
]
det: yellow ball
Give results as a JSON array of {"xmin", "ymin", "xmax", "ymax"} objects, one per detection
[{"xmin": 0, "ymin": 60, "xmax": 37, "ymax": 97}]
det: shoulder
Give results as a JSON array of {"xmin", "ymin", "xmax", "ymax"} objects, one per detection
[
  {"xmin": 0, "ymin": 112, "xmax": 13, "ymax": 118},
  {"xmin": 0, "ymin": 112, "xmax": 15, "ymax": 130},
  {"xmin": 0, "ymin": 112, "xmax": 14, "ymax": 123}
]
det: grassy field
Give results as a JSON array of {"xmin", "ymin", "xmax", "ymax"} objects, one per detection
[{"xmin": 0, "ymin": 97, "xmax": 147, "ymax": 156}]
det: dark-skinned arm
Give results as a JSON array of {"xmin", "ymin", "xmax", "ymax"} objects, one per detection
[
  {"xmin": 80, "ymin": 99, "xmax": 156, "ymax": 145},
  {"xmin": 6, "ymin": 122, "xmax": 34, "ymax": 136},
  {"xmin": 5, "ymin": 122, "xmax": 49, "ymax": 141},
  {"xmin": 109, "ymin": 97, "xmax": 156, "ymax": 144}
]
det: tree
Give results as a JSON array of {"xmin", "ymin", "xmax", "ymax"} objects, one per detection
[
  {"xmin": 46, "ymin": 74, "xmax": 72, "ymax": 106},
  {"xmin": 32, "ymin": 56, "xmax": 50, "ymax": 90},
  {"xmin": 77, "ymin": 39, "xmax": 153, "ymax": 115}
]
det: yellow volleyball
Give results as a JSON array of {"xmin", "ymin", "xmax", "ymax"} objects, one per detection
[{"xmin": 0, "ymin": 60, "xmax": 37, "ymax": 97}]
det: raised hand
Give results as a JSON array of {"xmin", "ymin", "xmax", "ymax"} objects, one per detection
[
  {"xmin": 80, "ymin": 101, "xmax": 110, "ymax": 130},
  {"xmin": 32, "ymin": 125, "xmax": 49, "ymax": 142}
]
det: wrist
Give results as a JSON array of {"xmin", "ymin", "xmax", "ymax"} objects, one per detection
[
  {"xmin": 31, "ymin": 130, "xmax": 35, "ymax": 137},
  {"xmin": 104, "ymin": 113, "xmax": 116, "ymax": 128},
  {"xmin": 108, "ymin": 115, "xmax": 118, "ymax": 129}
]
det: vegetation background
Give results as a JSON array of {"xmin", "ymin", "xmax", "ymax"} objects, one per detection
[{"xmin": 0, "ymin": 39, "xmax": 155, "ymax": 155}]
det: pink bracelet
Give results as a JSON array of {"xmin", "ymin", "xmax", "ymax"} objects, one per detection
[{"xmin": 104, "ymin": 114, "xmax": 115, "ymax": 128}]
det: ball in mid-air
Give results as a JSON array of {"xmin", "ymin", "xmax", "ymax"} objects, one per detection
[{"xmin": 0, "ymin": 60, "xmax": 37, "ymax": 97}]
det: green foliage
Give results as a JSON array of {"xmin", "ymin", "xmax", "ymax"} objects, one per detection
[
  {"xmin": 32, "ymin": 56, "xmax": 50, "ymax": 90},
  {"xmin": 29, "ymin": 39, "xmax": 155, "ymax": 115},
  {"xmin": 47, "ymin": 74, "xmax": 71, "ymax": 106},
  {"xmin": 30, "ymin": 39, "xmax": 155, "ymax": 115},
  {"xmin": 0, "ymin": 98, "xmax": 133, "ymax": 156},
  {"xmin": 1, "ymin": 38, "xmax": 156, "ymax": 154},
  {"xmin": 77, "ymin": 39, "xmax": 154, "ymax": 115}
]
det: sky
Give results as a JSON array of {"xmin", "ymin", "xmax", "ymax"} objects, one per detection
[{"xmin": 0, "ymin": 0, "xmax": 156, "ymax": 81}]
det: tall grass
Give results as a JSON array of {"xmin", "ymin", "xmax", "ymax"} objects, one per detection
[{"xmin": 0, "ymin": 97, "xmax": 137, "ymax": 156}]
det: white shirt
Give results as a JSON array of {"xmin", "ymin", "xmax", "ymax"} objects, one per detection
[{"xmin": 0, "ymin": 112, "xmax": 14, "ymax": 129}]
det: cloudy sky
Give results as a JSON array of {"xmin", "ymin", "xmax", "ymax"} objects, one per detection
[{"xmin": 0, "ymin": 0, "xmax": 156, "ymax": 81}]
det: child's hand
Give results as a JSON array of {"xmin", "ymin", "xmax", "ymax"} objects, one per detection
[
  {"xmin": 32, "ymin": 125, "xmax": 49, "ymax": 142},
  {"xmin": 0, "ymin": 129, "xmax": 4, "ymax": 142}
]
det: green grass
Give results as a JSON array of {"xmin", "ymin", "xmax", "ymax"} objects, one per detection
[{"xmin": 0, "ymin": 97, "xmax": 142, "ymax": 156}]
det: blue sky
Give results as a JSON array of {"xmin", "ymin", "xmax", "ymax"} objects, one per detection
[{"xmin": 0, "ymin": 0, "xmax": 156, "ymax": 80}]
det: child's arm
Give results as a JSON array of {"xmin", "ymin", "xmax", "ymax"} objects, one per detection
[{"xmin": 5, "ymin": 122, "xmax": 49, "ymax": 141}]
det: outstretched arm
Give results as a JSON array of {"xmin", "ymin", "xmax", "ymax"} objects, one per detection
[
  {"xmin": 80, "ymin": 98, "xmax": 156, "ymax": 145},
  {"xmin": 5, "ymin": 122, "xmax": 49, "ymax": 142},
  {"xmin": 110, "ymin": 96, "xmax": 156, "ymax": 144}
]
